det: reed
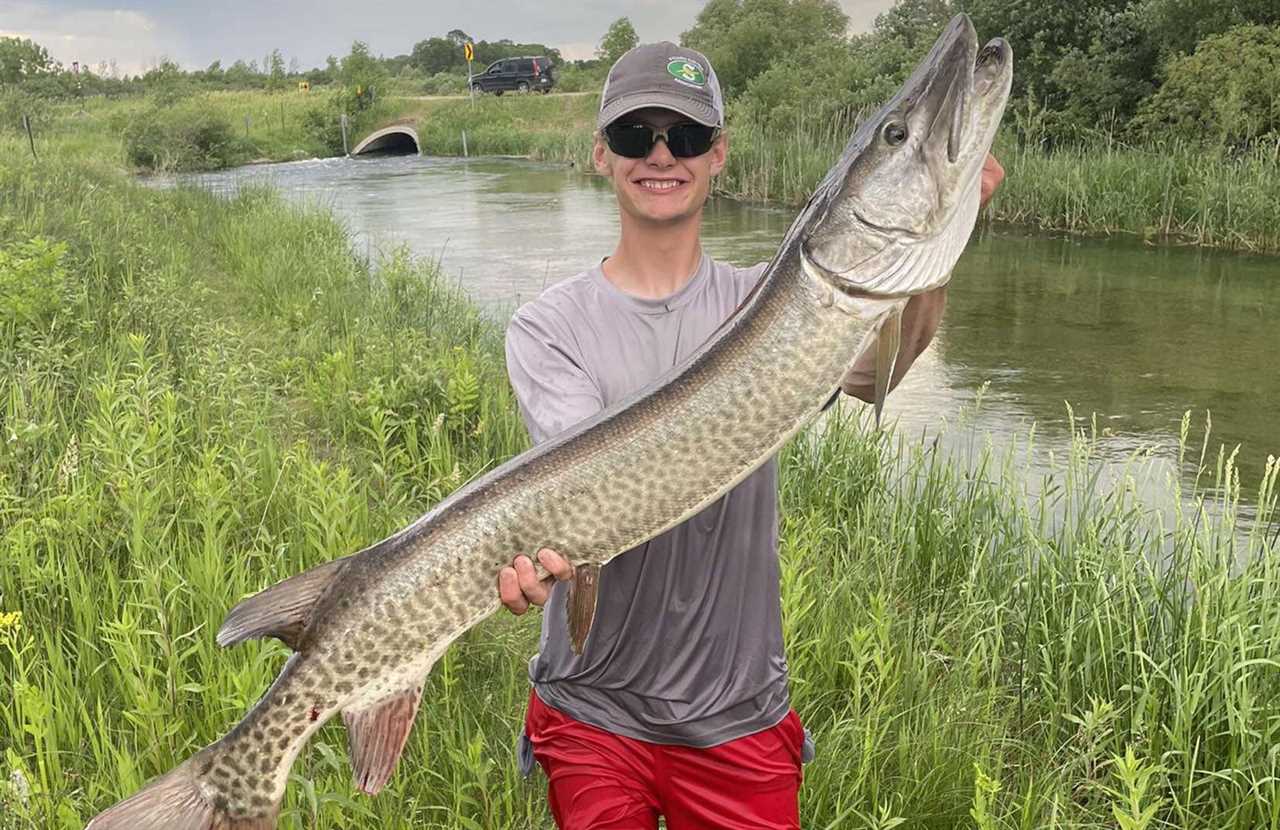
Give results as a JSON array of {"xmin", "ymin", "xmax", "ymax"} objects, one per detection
[{"xmin": 1, "ymin": 143, "xmax": 1277, "ymax": 829}]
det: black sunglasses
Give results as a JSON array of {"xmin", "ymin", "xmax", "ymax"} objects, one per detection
[{"xmin": 603, "ymin": 121, "xmax": 719, "ymax": 159}]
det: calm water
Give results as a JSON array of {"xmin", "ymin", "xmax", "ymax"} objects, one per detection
[{"xmin": 171, "ymin": 155, "xmax": 1280, "ymax": 516}]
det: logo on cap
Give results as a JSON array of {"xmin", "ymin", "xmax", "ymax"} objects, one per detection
[{"xmin": 666, "ymin": 58, "xmax": 706, "ymax": 87}]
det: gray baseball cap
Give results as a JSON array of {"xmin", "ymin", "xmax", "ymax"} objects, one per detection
[{"xmin": 597, "ymin": 42, "xmax": 725, "ymax": 130}]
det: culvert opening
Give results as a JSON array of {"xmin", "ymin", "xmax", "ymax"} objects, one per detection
[{"xmin": 351, "ymin": 128, "xmax": 420, "ymax": 157}]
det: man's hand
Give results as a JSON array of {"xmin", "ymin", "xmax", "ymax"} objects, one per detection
[
  {"xmin": 498, "ymin": 548, "xmax": 574, "ymax": 615},
  {"xmin": 980, "ymin": 153, "xmax": 1004, "ymax": 208}
]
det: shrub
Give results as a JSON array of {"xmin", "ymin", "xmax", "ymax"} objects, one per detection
[
  {"xmin": 421, "ymin": 71, "xmax": 466, "ymax": 96},
  {"xmin": 553, "ymin": 63, "xmax": 607, "ymax": 93},
  {"xmin": 1133, "ymin": 24, "xmax": 1280, "ymax": 147},
  {"xmin": 0, "ymin": 236, "xmax": 71, "ymax": 328},
  {"xmin": 122, "ymin": 102, "xmax": 246, "ymax": 171}
]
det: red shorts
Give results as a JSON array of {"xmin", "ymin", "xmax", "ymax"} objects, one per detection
[{"xmin": 524, "ymin": 690, "xmax": 804, "ymax": 830}]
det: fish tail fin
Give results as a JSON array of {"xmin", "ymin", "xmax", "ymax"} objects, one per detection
[{"xmin": 85, "ymin": 748, "xmax": 279, "ymax": 830}]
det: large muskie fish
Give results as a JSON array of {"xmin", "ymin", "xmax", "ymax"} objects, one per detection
[{"xmin": 88, "ymin": 15, "xmax": 1011, "ymax": 829}]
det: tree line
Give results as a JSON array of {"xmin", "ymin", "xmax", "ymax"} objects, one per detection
[{"xmin": 683, "ymin": 0, "xmax": 1280, "ymax": 148}]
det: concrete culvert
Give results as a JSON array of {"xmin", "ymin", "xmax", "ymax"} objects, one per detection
[{"xmin": 351, "ymin": 126, "xmax": 420, "ymax": 157}]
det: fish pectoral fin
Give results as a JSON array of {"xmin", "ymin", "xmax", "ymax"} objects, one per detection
[
  {"xmin": 217, "ymin": 556, "xmax": 349, "ymax": 650},
  {"xmin": 566, "ymin": 563, "xmax": 601, "ymax": 656},
  {"xmin": 344, "ymin": 685, "xmax": 425, "ymax": 796},
  {"xmin": 873, "ymin": 306, "xmax": 903, "ymax": 428}
]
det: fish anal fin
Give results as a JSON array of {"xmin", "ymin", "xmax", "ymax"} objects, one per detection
[
  {"xmin": 566, "ymin": 563, "xmax": 601, "ymax": 656},
  {"xmin": 217, "ymin": 557, "xmax": 349, "ymax": 650},
  {"xmin": 86, "ymin": 757, "xmax": 277, "ymax": 830},
  {"xmin": 343, "ymin": 685, "xmax": 424, "ymax": 796},
  {"xmin": 873, "ymin": 306, "xmax": 903, "ymax": 428}
]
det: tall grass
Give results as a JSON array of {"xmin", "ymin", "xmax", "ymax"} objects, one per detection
[
  {"xmin": 993, "ymin": 136, "xmax": 1280, "ymax": 252},
  {"xmin": 410, "ymin": 93, "xmax": 599, "ymax": 164},
  {"xmin": 1, "ymin": 142, "xmax": 1278, "ymax": 829}
]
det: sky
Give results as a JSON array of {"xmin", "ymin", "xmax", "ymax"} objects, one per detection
[{"xmin": 1, "ymin": 0, "xmax": 898, "ymax": 76}]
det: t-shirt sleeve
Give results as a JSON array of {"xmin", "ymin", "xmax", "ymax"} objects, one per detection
[{"xmin": 505, "ymin": 306, "xmax": 605, "ymax": 445}]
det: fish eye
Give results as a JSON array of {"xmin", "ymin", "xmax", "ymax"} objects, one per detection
[{"xmin": 883, "ymin": 121, "xmax": 908, "ymax": 146}]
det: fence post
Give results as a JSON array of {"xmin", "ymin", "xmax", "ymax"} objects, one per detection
[
  {"xmin": 340, "ymin": 114, "xmax": 349, "ymax": 156},
  {"xmin": 462, "ymin": 130, "xmax": 468, "ymax": 158},
  {"xmin": 22, "ymin": 114, "xmax": 37, "ymax": 161}
]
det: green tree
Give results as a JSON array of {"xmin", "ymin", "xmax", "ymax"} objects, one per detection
[
  {"xmin": 957, "ymin": 0, "xmax": 1130, "ymax": 104},
  {"xmin": 339, "ymin": 41, "xmax": 388, "ymax": 110},
  {"xmin": 1141, "ymin": 0, "xmax": 1280, "ymax": 60},
  {"xmin": 1133, "ymin": 24, "xmax": 1280, "ymax": 146},
  {"xmin": 0, "ymin": 37, "xmax": 55, "ymax": 88},
  {"xmin": 598, "ymin": 17, "xmax": 640, "ymax": 65},
  {"xmin": 681, "ymin": 0, "xmax": 848, "ymax": 94},
  {"xmin": 410, "ymin": 37, "xmax": 462, "ymax": 74},
  {"xmin": 873, "ymin": 0, "xmax": 956, "ymax": 50},
  {"xmin": 1048, "ymin": 5, "xmax": 1159, "ymax": 136},
  {"xmin": 268, "ymin": 48, "xmax": 287, "ymax": 90}
]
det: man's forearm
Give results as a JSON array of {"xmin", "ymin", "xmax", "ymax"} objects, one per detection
[{"xmin": 839, "ymin": 285, "xmax": 947, "ymax": 404}]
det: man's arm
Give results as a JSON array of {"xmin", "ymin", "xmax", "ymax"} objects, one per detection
[
  {"xmin": 498, "ymin": 308, "xmax": 601, "ymax": 614},
  {"xmin": 840, "ymin": 153, "xmax": 1004, "ymax": 403}
]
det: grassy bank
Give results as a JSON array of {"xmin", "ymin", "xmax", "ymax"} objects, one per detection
[
  {"xmin": 6, "ymin": 89, "xmax": 419, "ymax": 172},
  {"xmin": 2, "ymin": 139, "xmax": 1279, "ymax": 828}
]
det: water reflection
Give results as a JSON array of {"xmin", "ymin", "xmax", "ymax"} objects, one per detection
[{"xmin": 166, "ymin": 154, "xmax": 1279, "ymax": 515}]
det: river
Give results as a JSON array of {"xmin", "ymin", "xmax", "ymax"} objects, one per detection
[{"xmin": 170, "ymin": 154, "xmax": 1279, "ymax": 522}]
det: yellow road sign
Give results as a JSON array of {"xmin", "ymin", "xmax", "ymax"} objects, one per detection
[{"xmin": 464, "ymin": 42, "xmax": 474, "ymax": 62}]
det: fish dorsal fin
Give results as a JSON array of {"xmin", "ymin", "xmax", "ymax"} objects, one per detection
[
  {"xmin": 216, "ymin": 557, "xmax": 349, "ymax": 650},
  {"xmin": 566, "ymin": 563, "xmax": 601, "ymax": 656},
  {"xmin": 343, "ymin": 685, "xmax": 424, "ymax": 795}
]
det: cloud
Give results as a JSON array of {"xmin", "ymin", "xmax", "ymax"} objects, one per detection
[
  {"xmin": 3, "ymin": 0, "xmax": 900, "ymax": 78},
  {"xmin": 1, "ymin": 3, "xmax": 183, "ymax": 76}
]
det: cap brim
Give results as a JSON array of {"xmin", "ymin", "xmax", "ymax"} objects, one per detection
[{"xmin": 597, "ymin": 92, "xmax": 721, "ymax": 129}]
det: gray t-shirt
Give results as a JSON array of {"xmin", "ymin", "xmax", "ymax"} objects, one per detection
[{"xmin": 504, "ymin": 252, "xmax": 788, "ymax": 748}]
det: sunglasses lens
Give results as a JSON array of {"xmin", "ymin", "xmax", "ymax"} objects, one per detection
[
  {"xmin": 667, "ymin": 124, "xmax": 717, "ymax": 158},
  {"xmin": 604, "ymin": 124, "xmax": 654, "ymax": 158},
  {"xmin": 605, "ymin": 122, "xmax": 718, "ymax": 159}
]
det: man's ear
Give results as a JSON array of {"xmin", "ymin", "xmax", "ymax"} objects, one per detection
[
  {"xmin": 592, "ymin": 134, "xmax": 611, "ymax": 176},
  {"xmin": 709, "ymin": 131, "xmax": 728, "ymax": 177}
]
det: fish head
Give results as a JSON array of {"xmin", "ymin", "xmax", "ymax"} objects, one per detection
[{"xmin": 799, "ymin": 14, "xmax": 1012, "ymax": 304}]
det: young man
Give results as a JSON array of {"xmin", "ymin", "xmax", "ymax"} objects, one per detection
[{"xmin": 499, "ymin": 43, "xmax": 1004, "ymax": 829}]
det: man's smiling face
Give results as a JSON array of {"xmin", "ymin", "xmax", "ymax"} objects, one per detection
[{"xmin": 594, "ymin": 107, "xmax": 727, "ymax": 226}]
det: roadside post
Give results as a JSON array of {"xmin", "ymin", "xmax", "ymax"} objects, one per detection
[
  {"xmin": 340, "ymin": 113, "xmax": 349, "ymax": 156},
  {"xmin": 465, "ymin": 42, "xmax": 475, "ymax": 106},
  {"xmin": 22, "ymin": 114, "xmax": 37, "ymax": 161}
]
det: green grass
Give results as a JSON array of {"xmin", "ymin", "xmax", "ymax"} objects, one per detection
[
  {"xmin": 5, "ymin": 90, "xmax": 418, "ymax": 172},
  {"xmin": 1, "ymin": 138, "xmax": 1279, "ymax": 829}
]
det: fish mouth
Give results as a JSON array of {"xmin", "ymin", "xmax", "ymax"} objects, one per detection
[{"xmin": 798, "ymin": 15, "xmax": 1013, "ymax": 298}]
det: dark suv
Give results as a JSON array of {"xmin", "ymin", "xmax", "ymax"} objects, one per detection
[{"xmin": 470, "ymin": 56, "xmax": 556, "ymax": 95}]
